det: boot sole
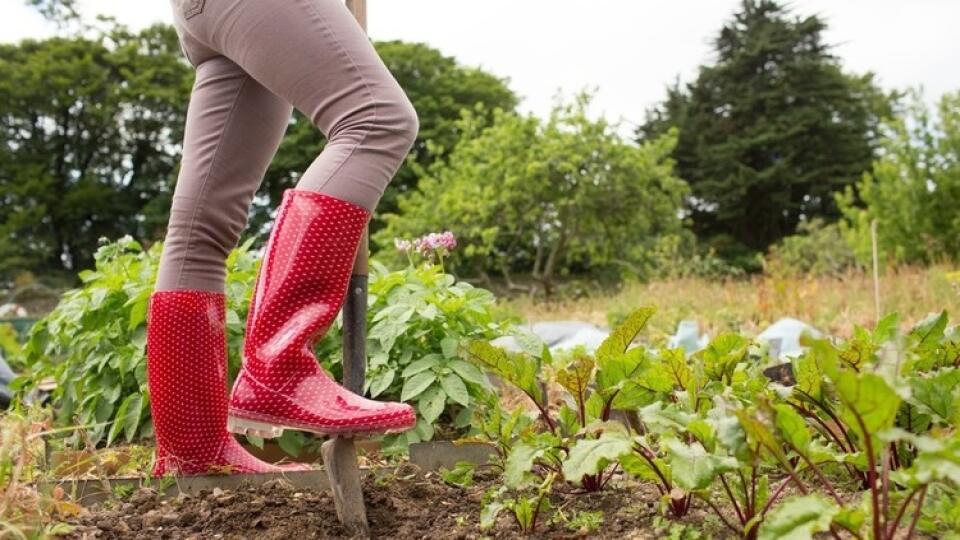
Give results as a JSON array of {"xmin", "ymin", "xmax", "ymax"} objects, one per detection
[{"xmin": 226, "ymin": 412, "xmax": 415, "ymax": 439}]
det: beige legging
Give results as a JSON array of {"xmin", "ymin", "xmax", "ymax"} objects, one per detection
[{"xmin": 156, "ymin": 0, "xmax": 419, "ymax": 292}]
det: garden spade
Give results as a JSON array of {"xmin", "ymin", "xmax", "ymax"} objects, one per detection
[{"xmin": 321, "ymin": 5, "xmax": 371, "ymax": 535}]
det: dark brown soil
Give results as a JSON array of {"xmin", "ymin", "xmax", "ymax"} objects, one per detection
[{"xmin": 63, "ymin": 467, "xmax": 726, "ymax": 539}]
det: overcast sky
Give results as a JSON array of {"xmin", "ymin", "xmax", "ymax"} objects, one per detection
[{"xmin": 3, "ymin": 0, "xmax": 958, "ymax": 130}]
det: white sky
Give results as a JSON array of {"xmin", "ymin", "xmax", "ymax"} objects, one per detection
[{"xmin": 2, "ymin": 0, "xmax": 959, "ymax": 129}]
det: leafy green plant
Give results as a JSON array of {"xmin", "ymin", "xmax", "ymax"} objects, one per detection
[
  {"xmin": 466, "ymin": 308, "xmax": 659, "ymax": 495},
  {"xmin": 16, "ymin": 236, "xmax": 504, "ymax": 455},
  {"xmin": 838, "ymin": 90, "xmax": 960, "ymax": 266},
  {"xmin": 377, "ymin": 92, "xmax": 690, "ymax": 295},
  {"xmin": 467, "ymin": 305, "xmax": 960, "ymax": 539},
  {"xmin": 319, "ymin": 259, "xmax": 507, "ymax": 448},
  {"xmin": 440, "ymin": 461, "xmax": 476, "ymax": 488},
  {"xmin": 12, "ymin": 236, "xmax": 259, "ymax": 446},
  {"xmin": 480, "ymin": 472, "xmax": 555, "ymax": 534},
  {"xmin": 765, "ymin": 218, "xmax": 859, "ymax": 278},
  {"xmin": 553, "ymin": 508, "xmax": 603, "ymax": 534},
  {"xmin": 690, "ymin": 311, "xmax": 960, "ymax": 540}
]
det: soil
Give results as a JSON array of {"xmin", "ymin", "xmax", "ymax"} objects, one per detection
[{"xmin": 63, "ymin": 466, "xmax": 725, "ymax": 539}]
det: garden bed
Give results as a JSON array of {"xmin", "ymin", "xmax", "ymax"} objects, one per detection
[{"xmin": 62, "ymin": 468, "xmax": 720, "ymax": 539}]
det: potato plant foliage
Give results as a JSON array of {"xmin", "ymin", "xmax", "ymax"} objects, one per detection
[
  {"xmin": 464, "ymin": 307, "xmax": 960, "ymax": 539},
  {"xmin": 13, "ymin": 237, "xmax": 504, "ymax": 453}
]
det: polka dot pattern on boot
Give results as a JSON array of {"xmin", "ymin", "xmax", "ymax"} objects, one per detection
[
  {"xmin": 228, "ymin": 189, "xmax": 416, "ymax": 436},
  {"xmin": 147, "ymin": 290, "xmax": 310, "ymax": 476}
]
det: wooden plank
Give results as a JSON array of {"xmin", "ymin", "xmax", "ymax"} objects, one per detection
[
  {"xmin": 41, "ymin": 470, "xmax": 334, "ymax": 507},
  {"xmin": 345, "ymin": 0, "xmax": 367, "ymax": 31}
]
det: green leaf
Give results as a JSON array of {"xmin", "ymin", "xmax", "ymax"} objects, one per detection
[
  {"xmin": 658, "ymin": 347, "xmax": 692, "ymax": 390},
  {"xmin": 910, "ymin": 311, "xmax": 948, "ymax": 351},
  {"xmin": 401, "ymin": 371, "xmax": 437, "ymax": 401},
  {"xmin": 697, "ymin": 333, "xmax": 749, "ymax": 381},
  {"xmin": 368, "ymin": 368, "xmax": 396, "ymax": 398},
  {"xmin": 440, "ymin": 373, "xmax": 470, "ymax": 407},
  {"xmin": 127, "ymin": 298, "xmax": 148, "ymax": 331},
  {"xmin": 872, "ymin": 313, "xmax": 900, "ymax": 343},
  {"xmin": 480, "ymin": 500, "xmax": 504, "ymax": 531},
  {"xmin": 277, "ymin": 431, "xmax": 304, "ymax": 457},
  {"xmin": 910, "ymin": 367, "xmax": 960, "ymax": 424},
  {"xmin": 556, "ymin": 354, "xmax": 595, "ymax": 409},
  {"xmin": 832, "ymin": 371, "xmax": 901, "ymax": 446},
  {"xmin": 414, "ymin": 417, "xmax": 435, "ymax": 442},
  {"xmin": 402, "ymin": 355, "xmax": 442, "ymax": 377},
  {"xmin": 513, "ymin": 330, "xmax": 547, "ymax": 359},
  {"xmin": 735, "ymin": 409, "xmax": 788, "ymax": 463},
  {"xmin": 891, "ymin": 430, "xmax": 960, "ymax": 486},
  {"xmin": 758, "ymin": 494, "xmax": 839, "ymax": 540},
  {"xmin": 620, "ymin": 451, "xmax": 670, "ymax": 485},
  {"xmin": 664, "ymin": 439, "xmax": 738, "ymax": 491},
  {"xmin": 561, "ymin": 432, "xmax": 633, "ymax": 483},
  {"xmin": 107, "ymin": 393, "xmax": 137, "ymax": 445},
  {"xmin": 773, "ymin": 404, "xmax": 811, "ymax": 451},
  {"xmin": 505, "ymin": 443, "xmax": 545, "ymax": 489},
  {"xmin": 640, "ymin": 402, "xmax": 694, "ymax": 433},
  {"xmin": 441, "ymin": 336, "xmax": 459, "ymax": 359},
  {"xmin": 246, "ymin": 434, "xmax": 265, "ymax": 449},
  {"xmin": 123, "ymin": 394, "xmax": 143, "ymax": 442},
  {"xmin": 418, "ymin": 387, "xmax": 447, "ymax": 424},
  {"xmin": 448, "ymin": 359, "xmax": 488, "ymax": 386},
  {"xmin": 440, "ymin": 461, "xmax": 476, "ymax": 487},
  {"xmin": 595, "ymin": 347, "xmax": 647, "ymax": 392},
  {"xmin": 595, "ymin": 307, "xmax": 655, "ymax": 365},
  {"xmin": 466, "ymin": 340, "xmax": 543, "ymax": 405},
  {"xmin": 792, "ymin": 354, "xmax": 823, "ymax": 402}
]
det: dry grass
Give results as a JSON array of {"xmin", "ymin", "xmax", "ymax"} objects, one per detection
[
  {"xmin": 501, "ymin": 265, "xmax": 960, "ymax": 338},
  {"xmin": 0, "ymin": 409, "xmax": 80, "ymax": 538}
]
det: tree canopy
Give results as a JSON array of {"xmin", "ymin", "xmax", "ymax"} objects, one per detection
[
  {"xmin": 0, "ymin": 24, "xmax": 193, "ymax": 282},
  {"xmin": 639, "ymin": 0, "xmax": 890, "ymax": 259},
  {"xmin": 0, "ymin": 16, "xmax": 515, "ymax": 282},
  {"xmin": 377, "ymin": 93, "xmax": 689, "ymax": 295},
  {"xmin": 838, "ymin": 91, "xmax": 960, "ymax": 265}
]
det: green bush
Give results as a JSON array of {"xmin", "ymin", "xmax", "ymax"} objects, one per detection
[
  {"xmin": 646, "ymin": 232, "xmax": 745, "ymax": 281},
  {"xmin": 318, "ymin": 260, "xmax": 509, "ymax": 448},
  {"xmin": 14, "ymin": 236, "xmax": 504, "ymax": 452},
  {"xmin": 838, "ymin": 91, "xmax": 960, "ymax": 265},
  {"xmin": 765, "ymin": 218, "xmax": 859, "ymax": 277},
  {"xmin": 13, "ymin": 236, "xmax": 259, "ymax": 445},
  {"xmin": 376, "ymin": 92, "xmax": 690, "ymax": 294}
]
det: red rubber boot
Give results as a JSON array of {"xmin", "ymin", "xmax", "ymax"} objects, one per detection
[
  {"xmin": 226, "ymin": 189, "xmax": 416, "ymax": 438},
  {"xmin": 147, "ymin": 290, "xmax": 309, "ymax": 476}
]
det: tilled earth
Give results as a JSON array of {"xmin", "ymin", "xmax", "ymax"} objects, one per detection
[{"xmin": 63, "ymin": 468, "xmax": 722, "ymax": 539}]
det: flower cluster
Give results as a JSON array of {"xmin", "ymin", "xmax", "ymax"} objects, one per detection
[
  {"xmin": 416, "ymin": 231, "xmax": 457, "ymax": 255},
  {"xmin": 396, "ymin": 231, "xmax": 457, "ymax": 256},
  {"xmin": 395, "ymin": 231, "xmax": 457, "ymax": 270}
]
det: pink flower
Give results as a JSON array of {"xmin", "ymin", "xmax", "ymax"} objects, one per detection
[
  {"xmin": 394, "ymin": 238, "xmax": 414, "ymax": 254},
  {"xmin": 415, "ymin": 231, "xmax": 456, "ymax": 254},
  {"xmin": 395, "ymin": 231, "xmax": 456, "ymax": 266}
]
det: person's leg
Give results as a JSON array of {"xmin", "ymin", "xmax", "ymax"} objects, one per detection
[
  {"xmin": 177, "ymin": 0, "xmax": 419, "ymax": 212},
  {"xmin": 148, "ymin": 7, "xmax": 307, "ymax": 475},
  {"xmin": 155, "ymin": 56, "xmax": 293, "ymax": 292},
  {"xmin": 173, "ymin": 0, "xmax": 419, "ymax": 437}
]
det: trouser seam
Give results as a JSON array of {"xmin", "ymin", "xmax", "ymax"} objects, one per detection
[{"xmin": 173, "ymin": 74, "xmax": 251, "ymax": 290}]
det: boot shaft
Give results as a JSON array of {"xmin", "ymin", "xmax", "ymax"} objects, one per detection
[
  {"xmin": 147, "ymin": 290, "xmax": 229, "ymax": 467},
  {"xmin": 244, "ymin": 189, "xmax": 369, "ymax": 381}
]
